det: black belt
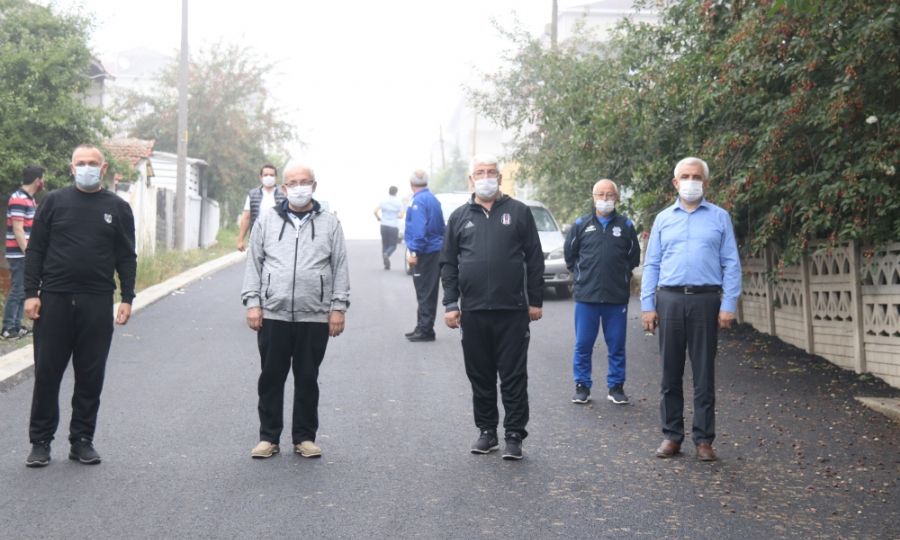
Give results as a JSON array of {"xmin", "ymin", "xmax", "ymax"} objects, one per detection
[{"xmin": 659, "ymin": 285, "xmax": 721, "ymax": 294}]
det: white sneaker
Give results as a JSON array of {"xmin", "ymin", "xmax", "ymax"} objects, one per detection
[
  {"xmin": 250, "ymin": 441, "xmax": 280, "ymax": 459},
  {"xmin": 294, "ymin": 440, "xmax": 322, "ymax": 458}
]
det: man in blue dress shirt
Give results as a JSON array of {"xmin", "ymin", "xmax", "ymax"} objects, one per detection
[{"xmin": 640, "ymin": 157, "xmax": 742, "ymax": 462}]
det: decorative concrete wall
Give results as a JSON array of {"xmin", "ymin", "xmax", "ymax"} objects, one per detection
[{"xmin": 739, "ymin": 241, "xmax": 900, "ymax": 388}]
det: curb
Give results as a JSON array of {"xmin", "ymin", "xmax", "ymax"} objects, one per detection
[
  {"xmin": 0, "ymin": 250, "xmax": 246, "ymax": 392},
  {"xmin": 855, "ymin": 397, "xmax": 900, "ymax": 424}
]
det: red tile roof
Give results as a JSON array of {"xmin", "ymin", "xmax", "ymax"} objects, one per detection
[{"xmin": 104, "ymin": 138, "xmax": 155, "ymax": 167}]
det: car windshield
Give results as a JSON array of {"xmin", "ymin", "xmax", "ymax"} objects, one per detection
[{"xmin": 530, "ymin": 206, "xmax": 558, "ymax": 232}]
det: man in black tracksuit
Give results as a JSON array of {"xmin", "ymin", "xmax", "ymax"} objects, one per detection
[
  {"xmin": 440, "ymin": 154, "xmax": 544, "ymax": 460},
  {"xmin": 23, "ymin": 144, "xmax": 137, "ymax": 467}
]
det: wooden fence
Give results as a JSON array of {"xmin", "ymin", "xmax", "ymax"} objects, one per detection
[{"xmin": 739, "ymin": 241, "xmax": 900, "ymax": 388}]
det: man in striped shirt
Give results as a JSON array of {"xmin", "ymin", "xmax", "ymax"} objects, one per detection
[{"xmin": 2, "ymin": 165, "xmax": 44, "ymax": 340}]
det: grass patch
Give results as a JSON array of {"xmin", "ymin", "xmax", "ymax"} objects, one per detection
[{"xmin": 135, "ymin": 226, "xmax": 239, "ymax": 292}]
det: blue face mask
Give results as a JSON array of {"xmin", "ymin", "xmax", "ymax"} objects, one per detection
[{"xmin": 74, "ymin": 165, "xmax": 101, "ymax": 189}]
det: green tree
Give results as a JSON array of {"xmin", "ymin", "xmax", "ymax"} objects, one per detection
[
  {"xmin": 472, "ymin": 0, "xmax": 899, "ymax": 262},
  {"xmin": 0, "ymin": 0, "xmax": 107, "ymax": 195},
  {"xmin": 115, "ymin": 43, "xmax": 295, "ymax": 222},
  {"xmin": 430, "ymin": 145, "xmax": 468, "ymax": 193}
]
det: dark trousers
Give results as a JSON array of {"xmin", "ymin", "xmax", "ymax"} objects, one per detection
[
  {"xmin": 656, "ymin": 289, "xmax": 720, "ymax": 445},
  {"xmin": 461, "ymin": 310, "xmax": 530, "ymax": 438},
  {"xmin": 380, "ymin": 225, "xmax": 399, "ymax": 258},
  {"xmin": 29, "ymin": 292, "xmax": 114, "ymax": 444},
  {"xmin": 2, "ymin": 257, "xmax": 25, "ymax": 332},
  {"xmin": 411, "ymin": 251, "xmax": 440, "ymax": 334},
  {"xmin": 257, "ymin": 319, "xmax": 329, "ymax": 444}
]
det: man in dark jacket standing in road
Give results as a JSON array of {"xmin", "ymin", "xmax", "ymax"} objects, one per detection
[
  {"xmin": 564, "ymin": 179, "xmax": 640, "ymax": 406},
  {"xmin": 440, "ymin": 154, "xmax": 544, "ymax": 460},
  {"xmin": 241, "ymin": 164, "xmax": 349, "ymax": 460},
  {"xmin": 23, "ymin": 144, "xmax": 137, "ymax": 467},
  {"xmin": 404, "ymin": 170, "xmax": 444, "ymax": 342}
]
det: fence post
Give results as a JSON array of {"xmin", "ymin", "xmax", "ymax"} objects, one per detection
[
  {"xmin": 764, "ymin": 245, "xmax": 776, "ymax": 335},
  {"xmin": 848, "ymin": 240, "xmax": 867, "ymax": 374},
  {"xmin": 800, "ymin": 252, "xmax": 815, "ymax": 355}
]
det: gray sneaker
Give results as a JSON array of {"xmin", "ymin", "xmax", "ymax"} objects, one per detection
[
  {"xmin": 25, "ymin": 442, "xmax": 51, "ymax": 468},
  {"xmin": 68, "ymin": 438, "xmax": 101, "ymax": 464},
  {"xmin": 470, "ymin": 429, "xmax": 499, "ymax": 454},
  {"xmin": 607, "ymin": 385, "xmax": 629, "ymax": 405},
  {"xmin": 502, "ymin": 432, "xmax": 524, "ymax": 460},
  {"xmin": 572, "ymin": 383, "xmax": 590, "ymax": 404}
]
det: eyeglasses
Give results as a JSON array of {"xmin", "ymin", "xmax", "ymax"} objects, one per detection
[
  {"xmin": 284, "ymin": 180, "xmax": 315, "ymax": 188},
  {"xmin": 593, "ymin": 192, "xmax": 617, "ymax": 200},
  {"xmin": 471, "ymin": 170, "xmax": 500, "ymax": 179}
]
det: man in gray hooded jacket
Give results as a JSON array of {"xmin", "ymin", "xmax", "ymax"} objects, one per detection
[{"xmin": 241, "ymin": 164, "xmax": 350, "ymax": 460}]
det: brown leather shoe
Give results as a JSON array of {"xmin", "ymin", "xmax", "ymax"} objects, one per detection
[
  {"xmin": 696, "ymin": 442, "xmax": 717, "ymax": 462},
  {"xmin": 655, "ymin": 439, "xmax": 681, "ymax": 458}
]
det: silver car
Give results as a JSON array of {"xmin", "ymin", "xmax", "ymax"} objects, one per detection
[{"xmin": 432, "ymin": 192, "xmax": 573, "ymax": 298}]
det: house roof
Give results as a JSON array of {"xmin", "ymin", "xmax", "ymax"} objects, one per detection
[{"xmin": 105, "ymin": 138, "xmax": 156, "ymax": 167}]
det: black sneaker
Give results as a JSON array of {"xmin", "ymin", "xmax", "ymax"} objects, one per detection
[
  {"xmin": 404, "ymin": 328, "xmax": 419, "ymax": 338},
  {"xmin": 406, "ymin": 331, "xmax": 435, "ymax": 342},
  {"xmin": 572, "ymin": 383, "xmax": 590, "ymax": 404},
  {"xmin": 25, "ymin": 442, "xmax": 51, "ymax": 468},
  {"xmin": 607, "ymin": 385, "xmax": 629, "ymax": 405},
  {"xmin": 383, "ymin": 255, "xmax": 391, "ymax": 270},
  {"xmin": 16, "ymin": 327, "xmax": 32, "ymax": 339},
  {"xmin": 69, "ymin": 438, "xmax": 101, "ymax": 464},
  {"xmin": 502, "ymin": 433, "xmax": 524, "ymax": 460},
  {"xmin": 470, "ymin": 429, "xmax": 499, "ymax": 454},
  {"xmin": 0, "ymin": 328, "xmax": 20, "ymax": 340}
]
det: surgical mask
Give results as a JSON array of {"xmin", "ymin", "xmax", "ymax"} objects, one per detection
[
  {"xmin": 261, "ymin": 175, "xmax": 276, "ymax": 188},
  {"xmin": 474, "ymin": 177, "xmax": 499, "ymax": 199},
  {"xmin": 594, "ymin": 199, "xmax": 615, "ymax": 215},
  {"xmin": 678, "ymin": 180, "xmax": 703, "ymax": 203},
  {"xmin": 74, "ymin": 165, "xmax": 101, "ymax": 189},
  {"xmin": 286, "ymin": 184, "xmax": 313, "ymax": 207}
]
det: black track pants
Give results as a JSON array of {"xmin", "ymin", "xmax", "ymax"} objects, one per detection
[
  {"xmin": 29, "ymin": 292, "xmax": 114, "ymax": 444},
  {"xmin": 257, "ymin": 319, "xmax": 329, "ymax": 444},
  {"xmin": 460, "ymin": 309, "xmax": 530, "ymax": 438},
  {"xmin": 411, "ymin": 251, "xmax": 440, "ymax": 334}
]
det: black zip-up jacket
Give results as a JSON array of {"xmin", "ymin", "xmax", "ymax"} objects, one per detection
[
  {"xmin": 564, "ymin": 210, "xmax": 640, "ymax": 305},
  {"xmin": 440, "ymin": 194, "xmax": 544, "ymax": 311},
  {"xmin": 24, "ymin": 185, "xmax": 137, "ymax": 302}
]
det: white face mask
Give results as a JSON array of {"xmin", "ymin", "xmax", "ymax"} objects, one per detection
[
  {"xmin": 474, "ymin": 177, "xmax": 499, "ymax": 200},
  {"xmin": 594, "ymin": 199, "xmax": 615, "ymax": 215},
  {"xmin": 74, "ymin": 165, "xmax": 102, "ymax": 189},
  {"xmin": 286, "ymin": 184, "xmax": 313, "ymax": 208},
  {"xmin": 678, "ymin": 180, "xmax": 703, "ymax": 203},
  {"xmin": 261, "ymin": 175, "xmax": 276, "ymax": 188}
]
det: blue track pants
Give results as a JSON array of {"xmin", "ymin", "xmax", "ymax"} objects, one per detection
[{"xmin": 572, "ymin": 301, "xmax": 627, "ymax": 389}]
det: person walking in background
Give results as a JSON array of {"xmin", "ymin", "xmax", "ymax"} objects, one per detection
[
  {"xmin": 237, "ymin": 164, "xmax": 285, "ymax": 252},
  {"xmin": 441, "ymin": 154, "xmax": 544, "ymax": 460},
  {"xmin": 24, "ymin": 144, "xmax": 136, "ymax": 467},
  {"xmin": 404, "ymin": 170, "xmax": 444, "ymax": 342},
  {"xmin": 564, "ymin": 179, "xmax": 640, "ymax": 405},
  {"xmin": 241, "ymin": 164, "xmax": 349, "ymax": 460},
  {"xmin": 373, "ymin": 185, "xmax": 403, "ymax": 270},
  {"xmin": 641, "ymin": 157, "xmax": 741, "ymax": 462},
  {"xmin": 2, "ymin": 165, "xmax": 45, "ymax": 340}
]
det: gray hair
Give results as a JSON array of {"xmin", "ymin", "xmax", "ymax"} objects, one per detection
[
  {"xmin": 673, "ymin": 157, "xmax": 709, "ymax": 181},
  {"xmin": 410, "ymin": 169, "xmax": 428, "ymax": 186},
  {"xmin": 283, "ymin": 164, "xmax": 316, "ymax": 182},
  {"xmin": 592, "ymin": 178, "xmax": 619, "ymax": 198},
  {"xmin": 470, "ymin": 153, "xmax": 499, "ymax": 174},
  {"xmin": 71, "ymin": 144, "xmax": 106, "ymax": 164}
]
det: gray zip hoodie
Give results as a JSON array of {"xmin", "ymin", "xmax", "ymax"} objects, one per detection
[{"xmin": 241, "ymin": 199, "xmax": 350, "ymax": 322}]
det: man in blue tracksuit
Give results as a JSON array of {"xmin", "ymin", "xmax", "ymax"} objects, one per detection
[
  {"xmin": 564, "ymin": 179, "xmax": 640, "ymax": 405},
  {"xmin": 404, "ymin": 170, "xmax": 445, "ymax": 342}
]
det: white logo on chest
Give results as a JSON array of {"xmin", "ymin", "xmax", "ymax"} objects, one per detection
[
  {"xmin": 612, "ymin": 226, "xmax": 622, "ymax": 237},
  {"xmin": 104, "ymin": 213, "xmax": 112, "ymax": 224}
]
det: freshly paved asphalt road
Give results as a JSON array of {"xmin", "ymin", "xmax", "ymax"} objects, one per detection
[{"xmin": 1, "ymin": 239, "xmax": 898, "ymax": 539}]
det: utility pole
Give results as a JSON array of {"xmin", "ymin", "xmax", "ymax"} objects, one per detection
[
  {"xmin": 175, "ymin": 0, "xmax": 189, "ymax": 250},
  {"xmin": 439, "ymin": 125, "xmax": 446, "ymax": 169},
  {"xmin": 551, "ymin": 0, "xmax": 558, "ymax": 49}
]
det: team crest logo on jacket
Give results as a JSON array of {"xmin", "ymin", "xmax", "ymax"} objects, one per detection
[
  {"xmin": 501, "ymin": 213, "xmax": 511, "ymax": 225},
  {"xmin": 612, "ymin": 226, "xmax": 621, "ymax": 237},
  {"xmin": 104, "ymin": 213, "xmax": 112, "ymax": 224}
]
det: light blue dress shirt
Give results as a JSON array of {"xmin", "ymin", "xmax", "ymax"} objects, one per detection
[
  {"xmin": 640, "ymin": 198, "xmax": 742, "ymax": 313},
  {"xmin": 379, "ymin": 196, "xmax": 403, "ymax": 228}
]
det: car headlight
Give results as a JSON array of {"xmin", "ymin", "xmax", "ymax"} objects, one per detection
[{"xmin": 548, "ymin": 247, "xmax": 564, "ymax": 260}]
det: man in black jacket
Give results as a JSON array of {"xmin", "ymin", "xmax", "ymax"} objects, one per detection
[
  {"xmin": 23, "ymin": 144, "xmax": 137, "ymax": 468},
  {"xmin": 564, "ymin": 179, "xmax": 640, "ymax": 406},
  {"xmin": 440, "ymin": 154, "xmax": 544, "ymax": 460}
]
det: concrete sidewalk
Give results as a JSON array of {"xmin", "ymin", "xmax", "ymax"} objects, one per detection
[{"xmin": 0, "ymin": 250, "xmax": 245, "ymax": 391}]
